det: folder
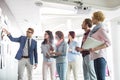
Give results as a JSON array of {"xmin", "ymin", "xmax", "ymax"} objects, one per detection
[{"xmin": 82, "ymin": 37, "xmax": 104, "ymax": 53}]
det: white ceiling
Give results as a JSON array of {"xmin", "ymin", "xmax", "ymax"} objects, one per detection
[
  {"xmin": 42, "ymin": 0, "xmax": 120, "ymax": 10},
  {"xmin": 4, "ymin": 0, "xmax": 120, "ymax": 37}
]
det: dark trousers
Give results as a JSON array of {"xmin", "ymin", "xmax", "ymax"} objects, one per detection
[{"xmin": 94, "ymin": 57, "xmax": 107, "ymax": 80}]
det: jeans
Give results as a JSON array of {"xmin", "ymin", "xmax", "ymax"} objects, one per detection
[
  {"xmin": 83, "ymin": 55, "xmax": 97, "ymax": 80},
  {"xmin": 94, "ymin": 57, "xmax": 107, "ymax": 80},
  {"xmin": 56, "ymin": 62, "xmax": 67, "ymax": 80}
]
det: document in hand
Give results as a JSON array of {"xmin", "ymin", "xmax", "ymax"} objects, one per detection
[{"xmin": 82, "ymin": 37, "xmax": 104, "ymax": 53}]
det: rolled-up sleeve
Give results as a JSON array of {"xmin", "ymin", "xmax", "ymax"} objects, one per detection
[{"xmin": 99, "ymin": 28, "xmax": 111, "ymax": 47}]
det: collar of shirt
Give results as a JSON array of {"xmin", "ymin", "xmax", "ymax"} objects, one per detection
[
  {"xmin": 81, "ymin": 29, "xmax": 91, "ymax": 47},
  {"xmin": 84, "ymin": 29, "xmax": 91, "ymax": 36}
]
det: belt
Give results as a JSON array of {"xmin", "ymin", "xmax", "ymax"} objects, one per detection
[
  {"xmin": 81, "ymin": 50, "xmax": 90, "ymax": 57},
  {"xmin": 22, "ymin": 56, "xmax": 29, "ymax": 58},
  {"xmin": 82, "ymin": 53, "xmax": 89, "ymax": 57}
]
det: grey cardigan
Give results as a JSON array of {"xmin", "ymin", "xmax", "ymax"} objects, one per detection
[
  {"xmin": 41, "ymin": 44, "xmax": 55, "ymax": 62},
  {"xmin": 55, "ymin": 40, "xmax": 67, "ymax": 63}
]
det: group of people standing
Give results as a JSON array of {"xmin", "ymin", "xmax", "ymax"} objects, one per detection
[
  {"xmin": 3, "ymin": 11, "xmax": 110, "ymax": 80},
  {"xmin": 41, "ymin": 30, "xmax": 79, "ymax": 80}
]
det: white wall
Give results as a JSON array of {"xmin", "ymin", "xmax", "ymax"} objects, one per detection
[
  {"xmin": 0, "ymin": 0, "xmax": 22, "ymax": 80},
  {"xmin": 110, "ymin": 19, "xmax": 120, "ymax": 80}
]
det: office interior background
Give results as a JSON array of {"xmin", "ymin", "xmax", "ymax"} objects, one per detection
[{"xmin": 0, "ymin": 0, "xmax": 120, "ymax": 80}]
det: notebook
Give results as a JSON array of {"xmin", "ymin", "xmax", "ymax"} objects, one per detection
[{"xmin": 82, "ymin": 37, "xmax": 104, "ymax": 53}]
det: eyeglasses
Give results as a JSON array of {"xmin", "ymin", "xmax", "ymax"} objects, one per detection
[{"xmin": 27, "ymin": 31, "xmax": 33, "ymax": 33}]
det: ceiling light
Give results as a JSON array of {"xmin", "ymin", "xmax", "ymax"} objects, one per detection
[
  {"xmin": 35, "ymin": 0, "xmax": 43, "ymax": 7},
  {"xmin": 74, "ymin": 1, "xmax": 91, "ymax": 14}
]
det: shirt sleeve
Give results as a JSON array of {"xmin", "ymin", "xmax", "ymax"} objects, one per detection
[
  {"xmin": 99, "ymin": 27, "xmax": 111, "ymax": 47},
  {"xmin": 7, "ymin": 34, "xmax": 22, "ymax": 42},
  {"xmin": 61, "ymin": 42, "xmax": 67, "ymax": 56},
  {"xmin": 41, "ymin": 44, "xmax": 47, "ymax": 54},
  {"xmin": 71, "ymin": 41, "xmax": 80, "ymax": 55},
  {"xmin": 34, "ymin": 41, "xmax": 38, "ymax": 64},
  {"xmin": 41, "ymin": 44, "xmax": 43, "ymax": 54}
]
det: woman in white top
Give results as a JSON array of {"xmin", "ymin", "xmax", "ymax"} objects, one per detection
[{"xmin": 66, "ymin": 31, "xmax": 80, "ymax": 80}]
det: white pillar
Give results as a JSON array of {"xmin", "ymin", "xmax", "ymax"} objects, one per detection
[{"xmin": 111, "ymin": 21, "xmax": 120, "ymax": 80}]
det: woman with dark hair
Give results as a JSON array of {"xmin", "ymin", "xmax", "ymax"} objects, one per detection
[
  {"xmin": 50, "ymin": 31, "xmax": 67, "ymax": 80},
  {"xmin": 66, "ymin": 31, "xmax": 80, "ymax": 80},
  {"xmin": 41, "ymin": 30, "xmax": 55, "ymax": 80}
]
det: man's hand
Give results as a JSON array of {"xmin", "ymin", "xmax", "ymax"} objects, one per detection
[
  {"xmin": 75, "ymin": 47, "xmax": 84, "ymax": 52},
  {"xmin": 2, "ymin": 28, "xmax": 10, "ymax": 35},
  {"xmin": 34, "ymin": 64, "xmax": 37, "ymax": 69}
]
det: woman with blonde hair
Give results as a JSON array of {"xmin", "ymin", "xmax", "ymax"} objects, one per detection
[{"xmin": 89, "ymin": 11, "xmax": 111, "ymax": 80}]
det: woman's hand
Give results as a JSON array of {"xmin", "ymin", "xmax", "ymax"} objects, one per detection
[
  {"xmin": 68, "ymin": 48, "xmax": 72, "ymax": 52},
  {"xmin": 49, "ymin": 51, "xmax": 56, "ymax": 56},
  {"xmin": 89, "ymin": 48, "xmax": 96, "ymax": 52},
  {"xmin": 89, "ymin": 44, "xmax": 108, "ymax": 53},
  {"xmin": 46, "ymin": 53, "xmax": 50, "ymax": 59},
  {"xmin": 49, "ymin": 50, "xmax": 54, "ymax": 54},
  {"xmin": 50, "ymin": 45, "xmax": 54, "ymax": 51}
]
